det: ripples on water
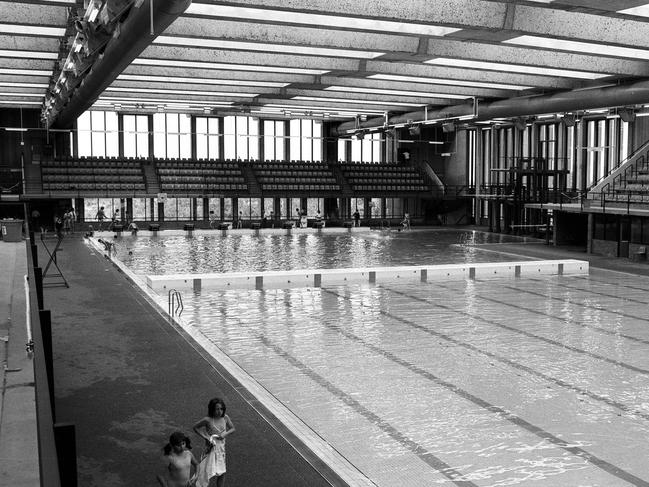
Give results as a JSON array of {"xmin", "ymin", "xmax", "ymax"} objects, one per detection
[{"xmin": 114, "ymin": 229, "xmax": 533, "ymax": 276}]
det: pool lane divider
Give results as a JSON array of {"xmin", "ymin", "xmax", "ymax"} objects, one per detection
[{"xmin": 146, "ymin": 259, "xmax": 589, "ymax": 292}]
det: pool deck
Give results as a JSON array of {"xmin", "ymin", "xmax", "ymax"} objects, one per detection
[
  {"xmin": 5, "ymin": 234, "xmax": 348, "ymax": 487},
  {"xmin": 3, "ymin": 229, "xmax": 649, "ymax": 486}
]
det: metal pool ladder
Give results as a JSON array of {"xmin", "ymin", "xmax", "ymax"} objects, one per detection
[{"xmin": 168, "ymin": 289, "xmax": 184, "ymax": 317}]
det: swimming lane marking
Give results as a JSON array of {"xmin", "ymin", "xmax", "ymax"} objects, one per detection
[
  {"xmin": 449, "ymin": 281, "xmax": 649, "ymax": 345},
  {"xmin": 256, "ymin": 334, "xmax": 479, "ymax": 487},
  {"xmin": 386, "ymin": 286, "xmax": 649, "ymax": 376},
  {"xmin": 319, "ymin": 288, "xmax": 649, "ymax": 486},
  {"xmin": 331, "ymin": 286, "xmax": 649, "ymax": 420}
]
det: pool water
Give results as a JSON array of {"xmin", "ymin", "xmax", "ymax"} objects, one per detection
[
  {"xmin": 114, "ymin": 229, "xmax": 536, "ymax": 276},
  {"xmin": 113, "ymin": 229, "xmax": 649, "ymax": 486},
  {"xmin": 181, "ymin": 272, "xmax": 649, "ymax": 487}
]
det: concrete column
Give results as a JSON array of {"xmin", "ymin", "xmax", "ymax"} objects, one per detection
[{"xmin": 587, "ymin": 213, "xmax": 594, "ymax": 253}]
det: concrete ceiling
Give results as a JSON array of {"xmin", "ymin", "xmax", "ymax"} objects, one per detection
[{"xmin": 3, "ymin": 0, "xmax": 649, "ymax": 126}]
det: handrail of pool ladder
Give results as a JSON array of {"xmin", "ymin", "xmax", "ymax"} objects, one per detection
[{"xmin": 168, "ymin": 289, "xmax": 184, "ymax": 317}]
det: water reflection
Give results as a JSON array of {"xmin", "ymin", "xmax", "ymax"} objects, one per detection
[{"xmin": 114, "ymin": 230, "xmax": 534, "ymax": 276}]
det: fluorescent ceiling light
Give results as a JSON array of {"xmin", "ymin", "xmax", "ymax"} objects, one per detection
[
  {"xmin": 618, "ymin": 4, "xmax": 649, "ymax": 17},
  {"xmin": 154, "ymin": 36, "xmax": 384, "ymax": 59},
  {"xmin": 367, "ymin": 74, "xmax": 531, "ymax": 90},
  {"xmin": 292, "ymin": 96, "xmax": 425, "ymax": 107},
  {"xmin": 504, "ymin": 35, "xmax": 649, "ymax": 60},
  {"xmin": 0, "ymin": 68, "xmax": 52, "ymax": 76},
  {"xmin": 425, "ymin": 57, "xmax": 607, "ymax": 79},
  {"xmin": 0, "ymin": 100, "xmax": 41, "ymax": 105},
  {"xmin": 186, "ymin": 4, "xmax": 460, "ymax": 37},
  {"xmin": 264, "ymin": 103, "xmax": 384, "ymax": 115},
  {"xmin": 324, "ymin": 85, "xmax": 469, "ymax": 99},
  {"xmin": 117, "ymin": 74, "xmax": 288, "ymax": 88},
  {"xmin": 0, "ymin": 82, "xmax": 47, "ymax": 88},
  {"xmin": 0, "ymin": 23, "xmax": 66, "ymax": 36},
  {"xmin": 0, "ymin": 92, "xmax": 43, "ymax": 97},
  {"xmin": 105, "ymin": 87, "xmax": 258, "ymax": 98},
  {"xmin": 132, "ymin": 58, "xmax": 328, "ymax": 75},
  {"xmin": 0, "ymin": 68, "xmax": 53, "ymax": 77},
  {"xmin": 98, "ymin": 96, "xmax": 234, "ymax": 106},
  {"xmin": 0, "ymin": 49, "xmax": 57, "ymax": 60}
]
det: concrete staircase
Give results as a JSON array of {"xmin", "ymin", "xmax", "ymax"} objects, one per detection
[
  {"xmin": 329, "ymin": 163, "xmax": 353, "ymax": 196},
  {"xmin": 142, "ymin": 162, "xmax": 160, "ymax": 194},
  {"xmin": 240, "ymin": 162, "xmax": 260, "ymax": 194}
]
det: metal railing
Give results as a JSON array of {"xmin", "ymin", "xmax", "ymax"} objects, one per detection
[{"xmin": 168, "ymin": 289, "xmax": 183, "ymax": 318}]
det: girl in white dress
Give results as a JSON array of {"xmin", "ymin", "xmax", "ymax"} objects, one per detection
[{"xmin": 192, "ymin": 398, "xmax": 235, "ymax": 487}]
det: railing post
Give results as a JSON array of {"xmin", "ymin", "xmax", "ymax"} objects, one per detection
[
  {"xmin": 34, "ymin": 267, "xmax": 44, "ymax": 310},
  {"xmin": 54, "ymin": 423, "xmax": 78, "ymax": 487},
  {"xmin": 39, "ymin": 309, "xmax": 55, "ymax": 421}
]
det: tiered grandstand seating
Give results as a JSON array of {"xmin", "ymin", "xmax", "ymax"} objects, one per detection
[
  {"xmin": 339, "ymin": 162, "xmax": 430, "ymax": 192},
  {"xmin": 252, "ymin": 161, "xmax": 340, "ymax": 192},
  {"xmin": 41, "ymin": 156, "xmax": 146, "ymax": 193},
  {"xmin": 156, "ymin": 158, "xmax": 247, "ymax": 193}
]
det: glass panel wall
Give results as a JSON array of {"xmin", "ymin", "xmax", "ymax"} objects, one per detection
[
  {"xmin": 263, "ymin": 120, "xmax": 285, "ymax": 161},
  {"xmin": 77, "ymin": 111, "xmax": 118, "ymax": 157},
  {"xmin": 290, "ymin": 119, "xmax": 322, "ymax": 161},
  {"xmin": 196, "ymin": 117, "xmax": 221, "ymax": 160},
  {"xmin": 153, "ymin": 113, "xmax": 191, "ymax": 159},
  {"xmin": 123, "ymin": 114, "xmax": 149, "ymax": 157}
]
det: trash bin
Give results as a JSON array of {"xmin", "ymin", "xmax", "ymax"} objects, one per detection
[{"xmin": 1, "ymin": 219, "xmax": 24, "ymax": 242}]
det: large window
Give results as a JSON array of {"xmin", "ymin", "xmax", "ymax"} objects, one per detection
[
  {"xmin": 123, "ymin": 114, "xmax": 149, "ymax": 158},
  {"xmin": 385, "ymin": 198, "xmax": 404, "ymax": 218},
  {"xmin": 263, "ymin": 120, "xmax": 285, "ymax": 161},
  {"xmin": 153, "ymin": 113, "xmax": 191, "ymax": 159},
  {"xmin": 84, "ymin": 197, "xmax": 122, "ymax": 221},
  {"xmin": 77, "ymin": 111, "xmax": 118, "ymax": 157},
  {"xmin": 224, "ymin": 116, "xmax": 259, "ymax": 160},
  {"xmin": 132, "ymin": 197, "xmax": 157, "ymax": 220},
  {"xmin": 164, "ymin": 197, "xmax": 193, "ymax": 221},
  {"xmin": 207, "ymin": 197, "xmax": 221, "ymax": 220},
  {"xmin": 196, "ymin": 117, "xmax": 221, "ymax": 159},
  {"xmin": 351, "ymin": 197, "xmax": 365, "ymax": 218},
  {"xmin": 306, "ymin": 198, "xmax": 323, "ymax": 217},
  {"xmin": 289, "ymin": 119, "xmax": 322, "ymax": 162},
  {"xmin": 238, "ymin": 197, "xmax": 261, "ymax": 219},
  {"xmin": 347, "ymin": 132, "xmax": 382, "ymax": 163}
]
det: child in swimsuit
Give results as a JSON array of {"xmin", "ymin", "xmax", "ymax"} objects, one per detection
[{"xmin": 157, "ymin": 431, "xmax": 197, "ymax": 487}]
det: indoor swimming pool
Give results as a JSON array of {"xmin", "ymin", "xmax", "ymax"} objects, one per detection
[
  {"xmin": 106, "ymin": 229, "xmax": 649, "ymax": 486},
  {"xmin": 112, "ymin": 229, "xmax": 536, "ymax": 275}
]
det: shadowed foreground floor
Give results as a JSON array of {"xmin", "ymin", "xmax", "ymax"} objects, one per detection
[{"xmin": 40, "ymin": 235, "xmax": 343, "ymax": 487}]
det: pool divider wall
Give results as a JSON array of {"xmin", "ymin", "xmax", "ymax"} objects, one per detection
[{"xmin": 146, "ymin": 259, "xmax": 589, "ymax": 292}]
